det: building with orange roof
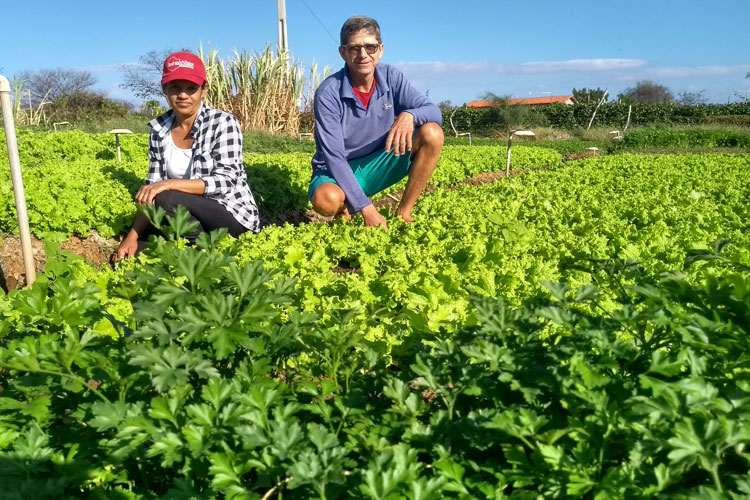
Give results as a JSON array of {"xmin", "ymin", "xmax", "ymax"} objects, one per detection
[{"xmin": 467, "ymin": 96, "xmax": 577, "ymax": 108}]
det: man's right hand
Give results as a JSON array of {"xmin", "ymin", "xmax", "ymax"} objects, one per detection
[{"xmin": 360, "ymin": 204, "xmax": 388, "ymax": 230}]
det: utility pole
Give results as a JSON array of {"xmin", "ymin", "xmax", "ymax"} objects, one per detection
[{"xmin": 277, "ymin": 0, "xmax": 288, "ymax": 52}]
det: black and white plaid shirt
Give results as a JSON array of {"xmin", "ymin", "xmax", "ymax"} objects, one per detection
[{"xmin": 146, "ymin": 105, "xmax": 259, "ymax": 232}]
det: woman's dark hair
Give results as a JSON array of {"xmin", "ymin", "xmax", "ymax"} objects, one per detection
[{"xmin": 339, "ymin": 15, "xmax": 381, "ymax": 46}]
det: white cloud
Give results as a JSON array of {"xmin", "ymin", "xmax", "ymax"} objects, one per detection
[
  {"xmin": 520, "ymin": 59, "xmax": 645, "ymax": 73},
  {"xmin": 641, "ymin": 65, "xmax": 750, "ymax": 79},
  {"xmin": 394, "ymin": 61, "xmax": 505, "ymax": 75},
  {"xmin": 394, "ymin": 58, "xmax": 646, "ymax": 76},
  {"xmin": 395, "ymin": 59, "xmax": 750, "ymax": 83},
  {"xmin": 75, "ymin": 63, "xmax": 140, "ymax": 74}
]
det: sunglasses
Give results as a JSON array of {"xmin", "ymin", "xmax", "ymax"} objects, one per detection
[{"xmin": 343, "ymin": 44, "xmax": 381, "ymax": 56}]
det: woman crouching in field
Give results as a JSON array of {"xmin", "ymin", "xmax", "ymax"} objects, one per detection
[{"xmin": 115, "ymin": 51, "xmax": 259, "ymax": 259}]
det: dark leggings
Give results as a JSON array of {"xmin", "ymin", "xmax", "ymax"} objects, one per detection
[{"xmin": 136, "ymin": 191, "xmax": 248, "ymax": 253}]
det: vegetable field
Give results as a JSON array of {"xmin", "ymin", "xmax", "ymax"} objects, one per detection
[{"xmin": 1, "ymin": 131, "xmax": 749, "ymax": 499}]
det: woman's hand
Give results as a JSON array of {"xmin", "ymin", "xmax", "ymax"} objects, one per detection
[
  {"xmin": 136, "ymin": 179, "xmax": 206, "ymax": 204},
  {"xmin": 135, "ymin": 180, "xmax": 173, "ymax": 205},
  {"xmin": 113, "ymin": 213, "xmax": 149, "ymax": 261},
  {"xmin": 115, "ymin": 231, "xmax": 139, "ymax": 260}
]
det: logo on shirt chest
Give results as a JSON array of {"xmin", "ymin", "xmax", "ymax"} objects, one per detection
[{"xmin": 383, "ymin": 102, "xmax": 393, "ymax": 110}]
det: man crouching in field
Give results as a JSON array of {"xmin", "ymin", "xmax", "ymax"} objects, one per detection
[{"xmin": 309, "ymin": 15, "xmax": 444, "ymax": 230}]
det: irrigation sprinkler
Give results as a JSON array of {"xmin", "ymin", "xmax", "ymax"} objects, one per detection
[
  {"xmin": 0, "ymin": 74, "xmax": 37, "ymax": 286},
  {"xmin": 53, "ymin": 121, "xmax": 71, "ymax": 132},
  {"xmin": 449, "ymin": 108, "xmax": 472, "ymax": 145},
  {"xmin": 506, "ymin": 130, "xmax": 535, "ymax": 177},
  {"xmin": 457, "ymin": 132, "xmax": 472, "ymax": 145},
  {"xmin": 109, "ymin": 129, "xmax": 133, "ymax": 162}
]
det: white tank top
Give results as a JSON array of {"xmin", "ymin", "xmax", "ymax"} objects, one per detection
[{"xmin": 165, "ymin": 132, "xmax": 193, "ymax": 180}]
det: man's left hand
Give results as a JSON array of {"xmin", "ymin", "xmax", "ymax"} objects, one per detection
[{"xmin": 385, "ymin": 112, "xmax": 414, "ymax": 157}]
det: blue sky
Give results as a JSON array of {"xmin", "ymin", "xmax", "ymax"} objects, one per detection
[{"xmin": 2, "ymin": 0, "xmax": 749, "ymax": 106}]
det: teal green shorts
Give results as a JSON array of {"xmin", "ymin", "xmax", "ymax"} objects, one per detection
[{"xmin": 308, "ymin": 148, "xmax": 412, "ymax": 200}]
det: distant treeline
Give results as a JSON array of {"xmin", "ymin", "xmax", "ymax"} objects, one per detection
[{"xmin": 443, "ymin": 101, "xmax": 750, "ymax": 136}]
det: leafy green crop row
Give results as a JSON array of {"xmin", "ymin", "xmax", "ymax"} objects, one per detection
[
  {"xmin": 0, "ymin": 129, "xmax": 150, "ymax": 166},
  {"xmin": 0, "ymin": 159, "xmax": 146, "ymax": 241},
  {"xmin": 619, "ymin": 128, "xmax": 750, "ymax": 150},
  {"xmin": 0, "ymin": 214, "xmax": 748, "ymax": 498},
  {"xmin": 233, "ymin": 153, "xmax": 750, "ymax": 347},
  {"xmin": 0, "ymin": 137, "xmax": 561, "ymax": 240}
]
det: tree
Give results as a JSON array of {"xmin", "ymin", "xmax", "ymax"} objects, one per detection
[
  {"xmin": 141, "ymin": 99, "xmax": 167, "ymax": 116},
  {"xmin": 676, "ymin": 90, "xmax": 707, "ymax": 106},
  {"xmin": 437, "ymin": 100, "xmax": 454, "ymax": 111},
  {"xmin": 477, "ymin": 91, "xmax": 537, "ymax": 134},
  {"xmin": 617, "ymin": 80, "xmax": 674, "ymax": 104},
  {"xmin": 16, "ymin": 68, "xmax": 96, "ymax": 105},
  {"xmin": 121, "ymin": 48, "xmax": 191, "ymax": 101},
  {"xmin": 572, "ymin": 87, "xmax": 607, "ymax": 104},
  {"xmin": 46, "ymin": 91, "xmax": 130, "ymax": 123}
]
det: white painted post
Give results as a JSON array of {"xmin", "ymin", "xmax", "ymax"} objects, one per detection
[{"xmin": 0, "ymin": 74, "xmax": 37, "ymax": 286}]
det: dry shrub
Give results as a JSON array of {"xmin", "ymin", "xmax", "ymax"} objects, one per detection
[{"xmin": 199, "ymin": 45, "xmax": 328, "ymax": 135}]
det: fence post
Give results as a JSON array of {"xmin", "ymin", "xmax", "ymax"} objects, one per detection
[{"xmin": 0, "ymin": 74, "xmax": 37, "ymax": 286}]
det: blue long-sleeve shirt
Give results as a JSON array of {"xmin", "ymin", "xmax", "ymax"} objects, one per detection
[{"xmin": 311, "ymin": 64, "xmax": 442, "ymax": 214}]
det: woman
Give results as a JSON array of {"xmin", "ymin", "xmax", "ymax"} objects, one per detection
[{"xmin": 115, "ymin": 51, "xmax": 259, "ymax": 259}]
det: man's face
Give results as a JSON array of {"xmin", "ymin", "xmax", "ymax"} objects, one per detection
[{"xmin": 339, "ymin": 29, "xmax": 383, "ymax": 82}]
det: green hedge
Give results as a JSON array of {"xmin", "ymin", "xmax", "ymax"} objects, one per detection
[
  {"xmin": 619, "ymin": 128, "xmax": 750, "ymax": 149},
  {"xmin": 444, "ymin": 102, "xmax": 750, "ymax": 135}
]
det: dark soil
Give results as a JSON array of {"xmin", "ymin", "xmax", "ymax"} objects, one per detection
[{"xmin": 562, "ymin": 149, "xmax": 600, "ymax": 161}]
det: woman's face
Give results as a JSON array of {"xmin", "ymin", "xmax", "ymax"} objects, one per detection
[{"xmin": 163, "ymin": 79, "xmax": 206, "ymax": 118}]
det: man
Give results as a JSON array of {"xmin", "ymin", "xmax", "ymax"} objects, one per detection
[{"xmin": 309, "ymin": 15, "xmax": 444, "ymax": 230}]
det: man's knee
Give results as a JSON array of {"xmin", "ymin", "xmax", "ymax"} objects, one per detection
[
  {"xmin": 311, "ymin": 183, "xmax": 345, "ymax": 215},
  {"xmin": 416, "ymin": 122, "xmax": 445, "ymax": 150}
]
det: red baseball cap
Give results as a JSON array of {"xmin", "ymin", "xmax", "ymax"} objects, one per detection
[{"xmin": 161, "ymin": 52, "xmax": 206, "ymax": 86}]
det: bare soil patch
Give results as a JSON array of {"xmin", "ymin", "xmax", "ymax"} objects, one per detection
[{"xmin": 0, "ymin": 232, "xmax": 118, "ymax": 291}]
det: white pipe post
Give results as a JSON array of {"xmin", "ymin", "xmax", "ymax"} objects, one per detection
[
  {"xmin": 0, "ymin": 74, "xmax": 37, "ymax": 286},
  {"xmin": 586, "ymin": 89, "xmax": 608, "ymax": 131},
  {"xmin": 506, "ymin": 134, "xmax": 513, "ymax": 177},
  {"xmin": 506, "ymin": 130, "xmax": 535, "ymax": 177}
]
